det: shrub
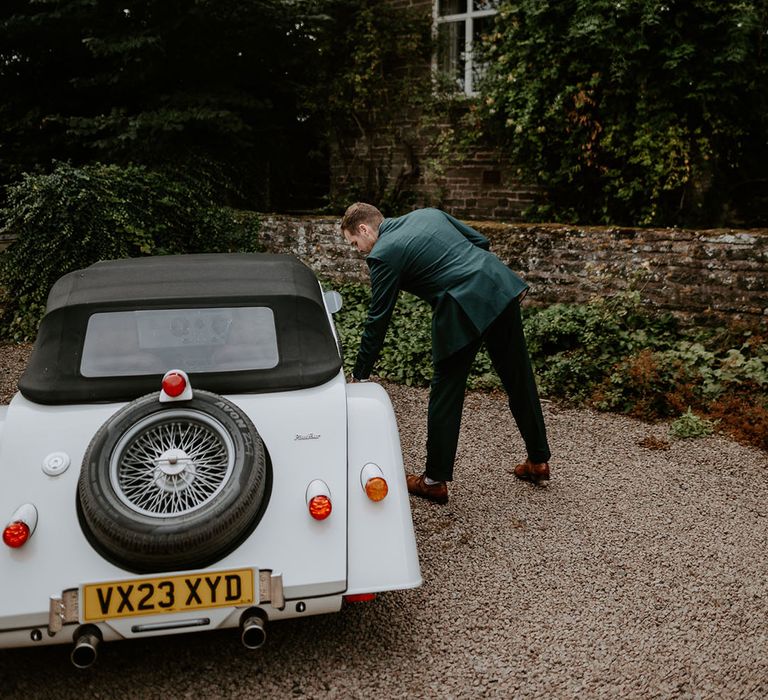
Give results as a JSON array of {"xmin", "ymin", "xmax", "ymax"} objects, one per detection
[
  {"xmin": 477, "ymin": 0, "xmax": 768, "ymax": 226},
  {"xmin": 334, "ymin": 283, "xmax": 434, "ymax": 386},
  {"xmin": 522, "ymin": 292, "xmax": 677, "ymax": 401},
  {"xmin": 591, "ymin": 348, "xmax": 696, "ymax": 420},
  {"xmin": 670, "ymin": 408, "xmax": 717, "ymax": 440},
  {"xmin": 332, "ymin": 282, "xmax": 767, "ymax": 451},
  {"xmin": 0, "ymin": 162, "xmax": 260, "ymax": 340},
  {"xmin": 707, "ymin": 384, "xmax": 768, "ymax": 452}
]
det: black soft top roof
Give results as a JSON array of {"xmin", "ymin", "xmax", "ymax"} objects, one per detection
[
  {"xmin": 46, "ymin": 253, "xmax": 323, "ymax": 310},
  {"xmin": 19, "ymin": 254, "xmax": 343, "ymax": 404}
]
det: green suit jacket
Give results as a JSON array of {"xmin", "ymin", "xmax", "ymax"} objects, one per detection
[{"xmin": 353, "ymin": 208, "xmax": 528, "ymax": 379}]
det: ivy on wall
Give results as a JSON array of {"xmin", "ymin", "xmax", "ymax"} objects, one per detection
[
  {"xmin": 303, "ymin": 0, "xmax": 438, "ymax": 211},
  {"xmin": 474, "ymin": 0, "xmax": 768, "ymax": 227}
]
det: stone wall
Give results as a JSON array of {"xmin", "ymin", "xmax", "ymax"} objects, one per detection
[{"xmin": 258, "ymin": 214, "xmax": 768, "ymax": 328}]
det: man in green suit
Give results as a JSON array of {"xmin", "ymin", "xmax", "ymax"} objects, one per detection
[{"xmin": 341, "ymin": 203, "xmax": 551, "ymax": 504}]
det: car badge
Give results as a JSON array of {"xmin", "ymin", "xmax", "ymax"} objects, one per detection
[{"xmin": 295, "ymin": 433, "xmax": 321, "ymax": 441}]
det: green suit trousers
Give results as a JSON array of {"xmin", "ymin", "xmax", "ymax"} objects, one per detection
[{"xmin": 425, "ymin": 298, "xmax": 550, "ymax": 482}]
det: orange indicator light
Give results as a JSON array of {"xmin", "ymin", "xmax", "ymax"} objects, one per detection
[{"xmin": 364, "ymin": 477, "xmax": 388, "ymax": 502}]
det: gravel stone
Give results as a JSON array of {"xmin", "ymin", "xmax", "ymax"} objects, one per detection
[
  {"xmin": 0, "ymin": 342, "xmax": 31, "ymax": 404},
  {"xmin": 0, "ymin": 346, "xmax": 766, "ymax": 698}
]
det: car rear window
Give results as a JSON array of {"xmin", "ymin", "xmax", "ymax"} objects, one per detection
[{"xmin": 80, "ymin": 307, "xmax": 279, "ymax": 377}]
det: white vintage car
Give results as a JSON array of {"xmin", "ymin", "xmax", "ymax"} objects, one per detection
[{"xmin": 0, "ymin": 253, "xmax": 421, "ymax": 666}]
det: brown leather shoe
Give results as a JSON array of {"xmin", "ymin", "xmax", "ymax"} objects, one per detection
[
  {"xmin": 406, "ymin": 473, "xmax": 448, "ymax": 505},
  {"xmin": 513, "ymin": 459, "xmax": 550, "ymax": 483}
]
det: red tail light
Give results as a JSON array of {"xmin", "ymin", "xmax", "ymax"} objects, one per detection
[
  {"xmin": 3, "ymin": 504, "xmax": 37, "ymax": 548},
  {"xmin": 306, "ymin": 479, "xmax": 333, "ymax": 520},
  {"xmin": 344, "ymin": 593, "xmax": 376, "ymax": 603},
  {"xmin": 3, "ymin": 521, "xmax": 30, "ymax": 548},
  {"xmin": 160, "ymin": 370, "xmax": 193, "ymax": 402},
  {"xmin": 162, "ymin": 372, "xmax": 187, "ymax": 397},
  {"xmin": 308, "ymin": 495, "xmax": 332, "ymax": 521}
]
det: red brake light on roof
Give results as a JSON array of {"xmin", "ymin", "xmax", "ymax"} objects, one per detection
[
  {"xmin": 3, "ymin": 521, "xmax": 30, "ymax": 548},
  {"xmin": 308, "ymin": 495, "xmax": 332, "ymax": 521},
  {"xmin": 162, "ymin": 372, "xmax": 187, "ymax": 397}
]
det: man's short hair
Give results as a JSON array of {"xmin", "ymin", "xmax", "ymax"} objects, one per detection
[{"xmin": 341, "ymin": 202, "xmax": 383, "ymax": 233}]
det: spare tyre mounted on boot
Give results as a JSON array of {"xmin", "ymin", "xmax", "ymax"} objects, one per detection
[{"xmin": 77, "ymin": 390, "xmax": 270, "ymax": 574}]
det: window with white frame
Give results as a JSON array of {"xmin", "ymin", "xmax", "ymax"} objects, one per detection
[{"xmin": 435, "ymin": 0, "xmax": 499, "ymax": 95}]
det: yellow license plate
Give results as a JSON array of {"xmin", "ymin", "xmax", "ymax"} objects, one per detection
[{"xmin": 81, "ymin": 568, "xmax": 255, "ymax": 622}]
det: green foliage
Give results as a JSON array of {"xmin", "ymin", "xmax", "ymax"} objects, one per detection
[
  {"xmin": 332, "ymin": 282, "xmax": 767, "ymax": 450},
  {"xmin": 0, "ymin": 162, "xmax": 260, "ymax": 340},
  {"xmin": 334, "ymin": 283, "xmax": 434, "ymax": 386},
  {"xmin": 670, "ymin": 408, "xmax": 717, "ymax": 440},
  {"xmin": 593, "ymin": 349, "xmax": 690, "ymax": 418},
  {"xmin": 662, "ymin": 339, "xmax": 768, "ymax": 398},
  {"xmin": 303, "ymin": 0, "xmax": 436, "ymax": 211},
  {"xmin": 594, "ymin": 348, "xmax": 690, "ymax": 417},
  {"xmin": 0, "ymin": 0, "xmax": 333, "ymax": 209},
  {"xmin": 523, "ymin": 292, "xmax": 678, "ymax": 401},
  {"xmin": 334, "ymin": 286, "xmax": 677, "ymax": 392},
  {"xmin": 476, "ymin": 0, "xmax": 768, "ymax": 226}
]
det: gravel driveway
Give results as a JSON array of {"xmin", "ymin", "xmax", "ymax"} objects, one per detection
[{"xmin": 1, "ymin": 344, "xmax": 766, "ymax": 698}]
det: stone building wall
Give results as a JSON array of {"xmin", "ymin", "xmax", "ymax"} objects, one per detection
[
  {"xmin": 258, "ymin": 214, "xmax": 768, "ymax": 328},
  {"xmin": 331, "ymin": 133, "xmax": 539, "ymax": 223},
  {"xmin": 330, "ymin": 0, "xmax": 539, "ymax": 221}
]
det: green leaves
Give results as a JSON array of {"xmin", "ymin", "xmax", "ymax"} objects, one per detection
[
  {"xmin": 304, "ymin": 0, "xmax": 434, "ymax": 209},
  {"xmin": 670, "ymin": 408, "xmax": 718, "ymax": 440},
  {"xmin": 332, "ymin": 282, "xmax": 767, "ymax": 449},
  {"xmin": 0, "ymin": 0, "xmax": 337, "ymax": 210},
  {"xmin": 334, "ymin": 284, "xmax": 434, "ymax": 386},
  {"xmin": 477, "ymin": 0, "xmax": 768, "ymax": 226},
  {"xmin": 0, "ymin": 162, "xmax": 261, "ymax": 340}
]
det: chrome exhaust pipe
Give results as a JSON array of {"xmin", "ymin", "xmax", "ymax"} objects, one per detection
[
  {"xmin": 71, "ymin": 625, "xmax": 102, "ymax": 669},
  {"xmin": 240, "ymin": 608, "xmax": 267, "ymax": 649}
]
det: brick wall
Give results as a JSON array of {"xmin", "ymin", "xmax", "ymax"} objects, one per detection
[
  {"xmin": 330, "ymin": 0, "xmax": 539, "ymax": 221},
  {"xmin": 331, "ymin": 127, "xmax": 538, "ymax": 222},
  {"xmin": 1, "ymin": 216, "xmax": 763, "ymax": 327},
  {"xmin": 439, "ymin": 150, "xmax": 539, "ymax": 221},
  {"xmin": 258, "ymin": 214, "xmax": 768, "ymax": 328}
]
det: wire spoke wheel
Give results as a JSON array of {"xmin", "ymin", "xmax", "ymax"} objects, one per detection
[
  {"xmin": 78, "ymin": 390, "xmax": 268, "ymax": 573},
  {"xmin": 110, "ymin": 410, "xmax": 235, "ymax": 517}
]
